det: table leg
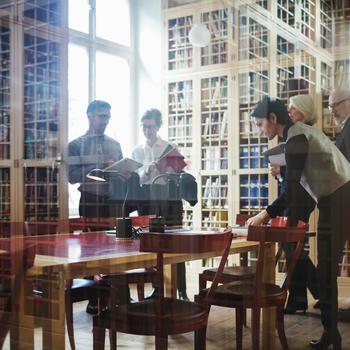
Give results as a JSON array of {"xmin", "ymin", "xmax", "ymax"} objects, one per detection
[
  {"xmin": 262, "ymin": 242, "xmax": 276, "ymax": 350},
  {"xmin": 41, "ymin": 269, "xmax": 66, "ymax": 350}
]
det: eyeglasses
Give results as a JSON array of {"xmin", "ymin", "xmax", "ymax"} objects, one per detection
[
  {"xmin": 328, "ymin": 98, "xmax": 350, "ymax": 110},
  {"xmin": 141, "ymin": 124, "xmax": 157, "ymax": 129}
]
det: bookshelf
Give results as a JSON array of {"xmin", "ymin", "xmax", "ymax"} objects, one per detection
[{"xmin": 0, "ymin": 0, "xmax": 67, "ymax": 233}]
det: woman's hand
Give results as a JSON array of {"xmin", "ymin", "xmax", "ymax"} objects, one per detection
[{"xmin": 245, "ymin": 210, "xmax": 270, "ymax": 226}]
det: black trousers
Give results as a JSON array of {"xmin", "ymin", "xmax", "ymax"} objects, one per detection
[
  {"xmin": 283, "ymin": 241, "xmax": 319, "ymax": 305},
  {"xmin": 317, "ymin": 181, "xmax": 350, "ymax": 341}
]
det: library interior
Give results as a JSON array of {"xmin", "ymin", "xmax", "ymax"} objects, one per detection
[{"xmin": 1, "ymin": 0, "xmax": 350, "ymax": 349}]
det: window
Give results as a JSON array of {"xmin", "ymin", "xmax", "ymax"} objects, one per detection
[
  {"xmin": 96, "ymin": 0, "xmax": 130, "ymax": 46},
  {"xmin": 68, "ymin": 0, "xmax": 133, "ymax": 216}
]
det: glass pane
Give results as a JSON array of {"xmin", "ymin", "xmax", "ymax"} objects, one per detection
[
  {"xmin": 68, "ymin": 44, "xmax": 89, "ymax": 217},
  {"xmin": 96, "ymin": 52, "xmax": 131, "ymax": 153},
  {"xmin": 68, "ymin": 43, "xmax": 89, "ymax": 142},
  {"xmin": 96, "ymin": 0, "xmax": 130, "ymax": 46},
  {"xmin": 68, "ymin": 0, "xmax": 89, "ymax": 33}
]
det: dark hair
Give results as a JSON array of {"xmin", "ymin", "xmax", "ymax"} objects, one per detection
[
  {"xmin": 141, "ymin": 108, "xmax": 162, "ymax": 128},
  {"xmin": 86, "ymin": 100, "xmax": 111, "ymax": 114},
  {"xmin": 250, "ymin": 96, "xmax": 289, "ymax": 125}
]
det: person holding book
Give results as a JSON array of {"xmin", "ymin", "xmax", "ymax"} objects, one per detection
[
  {"xmin": 68, "ymin": 100, "xmax": 130, "ymax": 313},
  {"xmin": 131, "ymin": 108, "xmax": 190, "ymax": 301},
  {"xmin": 68, "ymin": 100, "xmax": 123, "ymax": 218},
  {"xmin": 249, "ymin": 96, "xmax": 350, "ymax": 350},
  {"xmin": 250, "ymin": 95, "xmax": 319, "ymax": 315}
]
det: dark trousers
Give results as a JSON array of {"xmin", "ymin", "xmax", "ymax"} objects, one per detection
[
  {"xmin": 283, "ymin": 241, "xmax": 319, "ymax": 306},
  {"xmin": 317, "ymin": 181, "xmax": 350, "ymax": 342}
]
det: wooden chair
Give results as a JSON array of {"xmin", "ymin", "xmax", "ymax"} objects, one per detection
[
  {"xmin": 195, "ymin": 224, "xmax": 306, "ymax": 350},
  {"xmin": 198, "ymin": 214, "xmax": 255, "ymax": 325},
  {"xmin": 92, "ymin": 227, "xmax": 233, "ymax": 350}
]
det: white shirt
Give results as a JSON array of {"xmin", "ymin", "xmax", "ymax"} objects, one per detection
[
  {"xmin": 131, "ymin": 136, "xmax": 171, "ymax": 184},
  {"xmin": 340, "ymin": 116, "xmax": 350, "ymax": 130}
]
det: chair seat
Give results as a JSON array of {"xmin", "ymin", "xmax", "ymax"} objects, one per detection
[
  {"xmin": 202, "ymin": 266, "xmax": 256, "ymax": 281},
  {"xmin": 198, "ymin": 281, "xmax": 286, "ymax": 307},
  {"xmin": 94, "ymin": 298, "xmax": 208, "ymax": 336}
]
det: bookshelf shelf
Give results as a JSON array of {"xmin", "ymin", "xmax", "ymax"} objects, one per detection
[{"xmin": 0, "ymin": 1, "xmax": 67, "ymax": 228}]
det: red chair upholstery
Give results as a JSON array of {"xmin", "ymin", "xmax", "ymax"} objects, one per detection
[{"xmin": 93, "ymin": 227, "xmax": 233, "ymax": 350}]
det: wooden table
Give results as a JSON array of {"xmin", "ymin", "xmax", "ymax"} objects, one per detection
[{"xmin": 1, "ymin": 228, "xmax": 275, "ymax": 350}]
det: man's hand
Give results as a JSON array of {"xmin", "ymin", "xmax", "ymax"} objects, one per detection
[
  {"xmin": 145, "ymin": 162, "xmax": 157, "ymax": 176},
  {"xmin": 245, "ymin": 210, "xmax": 270, "ymax": 226}
]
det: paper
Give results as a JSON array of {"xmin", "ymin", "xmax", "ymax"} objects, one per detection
[
  {"xmin": 156, "ymin": 148, "xmax": 186, "ymax": 173},
  {"xmin": 263, "ymin": 143, "xmax": 286, "ymax": 166},
  {"xmin": 105, "ymin": 158, "xmax": 143, "ymax": 173}
]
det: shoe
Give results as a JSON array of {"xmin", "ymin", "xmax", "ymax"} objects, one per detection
[
  {"xmin": 178, "ymin": 291, "xmax": 190, "ymax": 301},
  {"xmin": 86, "ymin": 302, "xmax": 98, "ymax": 315},
  {"xmin": 285, "ymin": 301, "xmax": 307, "ymax": 315},
  {"xmin": 314, "ymin": 301, "xmax": 321, "ymax": 309},
  {"xmin": 309, "ymin": 330, "xmax": 341, "ymax": 350}
]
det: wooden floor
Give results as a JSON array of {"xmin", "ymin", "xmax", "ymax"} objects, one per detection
[{"xmin": 2, "ymin": 267, "xmax": 350, "ymax": 349}]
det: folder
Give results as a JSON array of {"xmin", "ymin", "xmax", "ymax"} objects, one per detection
[
  {"xmin": 262, "ymin": 143, "xmax": 286, "ymax": 166},
  {"xmin": 156, "ymin": 147, "xmax": 186, "ymax": 173}
]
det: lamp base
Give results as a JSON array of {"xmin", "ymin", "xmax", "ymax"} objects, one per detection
[{"xmin": 116, "ymin": 217, "xmax": 132, "ymax": 238}]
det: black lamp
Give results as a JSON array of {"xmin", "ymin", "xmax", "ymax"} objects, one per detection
[{"xmin": 86, "ymin": 169, "xmax": 132, "ymax": 238}]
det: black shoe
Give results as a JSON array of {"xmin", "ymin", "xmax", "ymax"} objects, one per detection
[
  {"xmin": 309, "ymin": 331, "xmax": 341, "ymax": 350},
  {"xmin": 86, "ymin": 302, "xmax": 99, "ymax": 315},
  {"xmin": 285, "ymin": 301, "xmax": 307, "ymax": 315},
  {"xmin": 178, "ymin": 291, "xmax": 190, "ymax": 301}
]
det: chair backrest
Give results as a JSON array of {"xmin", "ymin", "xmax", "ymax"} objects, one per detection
[
  {"xmin": 140, "ymin": 227, "xmax": 233, "ymax": 302},
  {"xmin": 247, "ymin": 224, "xmax": 306, "ymax": 302}
]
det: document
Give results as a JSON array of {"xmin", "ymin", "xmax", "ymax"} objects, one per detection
[
  {"xmin": 263, "ymin": 142, "xmax": 286, "ymax": 166},
  {"xmin": 105, "ymin": 158, "xmax": 143, "ymax": 173},
  {"xmin": 156, "ymin": 147, "xmax": 187, "ymax": 173}
]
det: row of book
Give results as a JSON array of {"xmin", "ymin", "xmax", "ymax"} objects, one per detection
[
  {"xmin": 202, "ymin": 147, "xmax": 228, "ymax": 171},
  {"xmin": 0, "ymin": 168, "xmax": 11, "ymax": 220},
  {"xmin": 202, "ymin": 177, "xmax": 228, "ymax": 208},
  {"xmin": 202, "ymin": 110, "xmax": 228, "ymax": 139}
]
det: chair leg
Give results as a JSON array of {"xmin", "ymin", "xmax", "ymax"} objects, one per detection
[
  {"xmin": 155, "ymin": 335, "xmax": 168, "ymax": 350},
  {"xmin": 251, "ymin": 306, "xmax": 261, "ymax": 350},
  {"xmin": 93, "ymin": 326, "xmax": 106, "ymax": 350},
  {"xmin": 195, "ymin": 326, "xmax": 207, "ymax": 350},
  {"xmin": 137, "ymin": 283, "xmax": 145, "ymax": 301},
  {"xmin": 235, "ymin": 307, "xmax": 243, "ymax": 350},
  {"xmin": 198, "ymin": 273, "xmax": 207, "ymax": 290},
  {"xmin": 242, "ymin": 307, "xmax": 247, "ymax": 327},
  {"xmin": 65, "ymin": 295, "xmax": 75, "ymax": 350},
  {"xmin": 109, "ymin": 330, "xmax": 116, "ymax": 350},
  {"xmin": 276, "ymin": 306, "xmax": 289, "ymax": 350}
]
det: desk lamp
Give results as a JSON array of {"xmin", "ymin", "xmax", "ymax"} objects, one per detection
[{"xmin": 86, "ymin": 169, "xmax": 132, "ymax": 238}]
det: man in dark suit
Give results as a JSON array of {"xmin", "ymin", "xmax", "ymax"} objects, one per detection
[
  {"xmin": 329, "ymin": 87, "xmax": 350, "ymax": 161},
  {"xmin": 329, "ymin": 88, "xmax": 350, "ymax": 321}
]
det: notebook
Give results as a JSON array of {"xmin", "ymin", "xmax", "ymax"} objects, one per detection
[{"xmin": 156, "ymin": 148, "xmax": 187, "ymax": 173}]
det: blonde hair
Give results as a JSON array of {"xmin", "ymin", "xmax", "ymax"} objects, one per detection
[{"xmin": 289, "ymin": 95, "xmax": 317, "ymax": 125}]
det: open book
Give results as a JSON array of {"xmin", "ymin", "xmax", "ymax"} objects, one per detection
[
  {"xmin": 262, "ymin": 142, "xmax": 286, "ymax": 166},
  {"xmin": 105, "ymin": 157, "xmax": 143, "ymax": 173},
  {"xmin": 156, "ymin": 147, "xmax": 186, "ymax": 173}
]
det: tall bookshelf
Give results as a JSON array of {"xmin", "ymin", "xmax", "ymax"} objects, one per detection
[
  {"xmin": 0, "ymin": 0, "xmax": 68, "ymax": 234},
  {"xmin": 163, "ymin": 0, "xmax": 350, "ymax": 292}
]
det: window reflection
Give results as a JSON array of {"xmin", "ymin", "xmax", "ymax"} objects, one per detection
[{"xmin": 96, "ymin": 0, "xmax": 130, "ymax": 46}]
